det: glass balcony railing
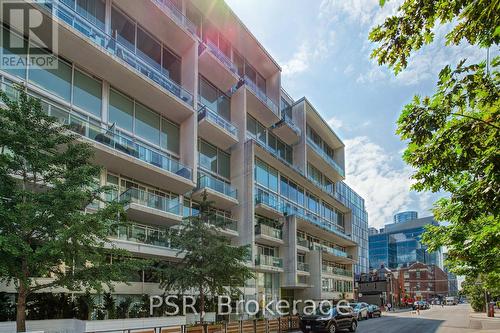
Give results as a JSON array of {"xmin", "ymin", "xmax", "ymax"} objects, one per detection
[
  {"xmin": 297, "ymin": 237, "xmax": 310, "ymax": 248},
  {"xmin": 198, "ymin": 104, "xmax": 238, "ymax": 137},
  {"xmin": 278, "ymin": 113, "xmax": 301, "ymax": 137},
  {"xmin": 311, "ymin": 243, "xmax": 349, "ymax": 258},
  {"xmin": 39, "ymin": 0, "xmax": 193, "ymax": 106},
  {"xmin": 203, "ymin": 39, "xmax": 239, "ymax": 76},
  {"xmin": 255, "ymin": 224, "xmax": 283, "ymax": 240},
  {"xmin": 255, "ymin": 192, "xmax": 283, "ymax": 213},
  {"xmin": 297, "ymin": 262, "xmax": 310, "ymax": 272},
  {"xmin": 151, "ymin": 0, "xmax": 197, "ymax": 35},
  {"xmin": 110, "ymin": 223, "xmax": 176, "ymax": 249},
  {"xmin": 322, "ymin": 266, "xmax": 352, "ymax": 277},
  {"xmin": 119, "ymin": 188, "xmax": 181, "ymax": 216},
  {"xmin": 243, "ymin": 75, "xmax": 279, "ymax": 117},
  {"xmin": 255, "ymin": 254, "xmax": 283, "ymax": 268},
  {"xmin": 197, "ymin": 174, "xmax": 237, "ymax": 199},
  {"xmin": 0, "ymin": 81, "xmax": 193, "ymax": 181},
  {"xmin": 209, "ymin": 215, "xmax": 238, "ymax": 232},
  {"xmin": 284, "ymin": 206, "xmax": 350, "ymax": 240},
  {"xmin": 306, "ymin": 137, "xmax": 345, "ymax": 178}
]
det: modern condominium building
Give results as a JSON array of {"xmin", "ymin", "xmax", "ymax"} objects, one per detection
[{"xmin": 0, "ymin": 0, "xmax": 366, "ymax": 307}]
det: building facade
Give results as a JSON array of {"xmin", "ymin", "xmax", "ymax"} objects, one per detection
[
  {"xmin": 369, "ymin": 215, "xmax": 443, "ymax": 270},
  {"xmin": 393, "ymin": 211, "xmax": 418, "ymax": 224},
  {"xmin": 0, "ymin": 0, "xmax": 367, "ymax": 307},
  {"xmin": 397, "ymin": 263, "xmax": 448, "ymax": 301}
]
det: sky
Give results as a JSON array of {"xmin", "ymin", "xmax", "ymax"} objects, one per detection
[{"xmin": 225, "ymin": 0, "xmax": 487, "ymax": 230}]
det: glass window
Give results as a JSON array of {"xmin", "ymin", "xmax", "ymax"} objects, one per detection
[
  {"xmin": 218, "ymin": 150, "xmax": 230, "ymax": 179},
  {"xmin": 218, "ymin": 95, "xmax": 230, "ymax": 121},
  {"xmin": 269, "ymin": 167, "xmax": 278, "ymax": 193},
  {"xmin": 28, "ymin": 49, "xmax": 72, "ymax": 101},
  {"xmin": 199, "ymin": 76, "xmax": 218, "ymax": 111},
  {"xmin": 233, "ymin": 50, "xmax": 244, "ymax": 76},
  {"xmin": 135, "ymin": 103, "xmax": 160, "ymax": 145},
  {"xmin": 199, "ymin": 140, "xmax": 217, "ymax": 173},
  {"xmin": 162, "ymin": 47, "xmax": 181, "ymax": 85},
  {"xmin": 137, "ymin": 26, "xmax": 161, "ymax": 69},
  {"xmin": 76, "ymin": 0, "xmax": 105, "ymax": 30},
  {"xmin": 73, "ymin": 69, "xmax": 102, "ymax": 117},
  {"xmin": 255, "ymin": 159, "xmax": 268, "ymax": 187},
  {"xmin": 247, "ymin": 114, "xmax": 257, "ymax": 136},
  {"xmin": 256, "ymin": 122, "xmax": 266, "ymax": 144},
  {"xmin": 280, "ymin": 176, "xmax": 288, "ymax": 197},
  {"xmin": 1, "ymin": 27, "xmax": 27, "ymax": 78},
  {"xmin": 245, "ymin": 63, "xmax": 257, "ymax": 84},
  {"xmin": 256, "ymin": 73, "xmax": 266, "ymax": 94},
  {"xmin": 268, "ymin": 133, "xmax": 277, "ymax": 153},
  {"xmin": 218, "ymin": 35, "xmax": 231, "ymax": 59},
  {"xmin": 161, "ymin": 118, "xmax": 179, "ymax": 154},
  {"xmin": 186, "ymin": 2, "xmax": 202, "ymax": 37},
  {"xmin": 111, "ymin": 7, "xmax": 135, "ymax": 51},
  {"xmin": 109, "ymin": 88, "xmax": 134, "ymax": 132}
]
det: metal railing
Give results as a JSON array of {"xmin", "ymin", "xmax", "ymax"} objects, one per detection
[
  {"xmin": 197, "ymin": 174, "xmax": 237, "ymax": 199},
  {"xmin": 204, "ymin": 39, "xmax": 239, "ymax": 75},
  {"xmin": 255, "ymin": 254, "xmax": 283, "ymax": 268},
  {"xmin": 297, "ymin": 262, "xmax": 310, "ymax": 272},
  {"xmin": 243, "ymin": 75, "xmax": 279, "ymax": 116},
  {"xmin": 120, "ymin": 188, "xmax": 181, "ymax": 215},
  {"xmin": 151, "ymin": 0, "xmax": 197, "ymax": 34},
  {"xmin": 0, "ymin": 81, "xmax": 193, "ymax": 181},
  {"xmin": 306, "ymin": 137, "xmax": 345, "ymax": 177},
  {"xmin": 39, "ymin": 0, "xmax": 193, "ymax": 106},
  {"xmin": 198, "ymin": 104, "xmax": 238, "ymax": 137},
  {"xmin": 311, "ymin": 243, "xmax": 349, "ymax": 258},
  {"xmin": 255, "ymin": 224, "xmax": 283, "ymax": 240}
]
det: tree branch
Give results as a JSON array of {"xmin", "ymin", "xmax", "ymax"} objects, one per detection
[{"xmin": 450, "ymin": 112, "xmax": 500, "ymax": 130}]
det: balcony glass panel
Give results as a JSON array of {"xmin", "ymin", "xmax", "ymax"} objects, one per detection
[
  {"xmin": 307, "ymin": 137, "xmax": 345, "ymax": 177},
  {"xmin": 243, "ymin": 75, "xmax": 278, "ymax": 116},
  {"xmin": 197, "ymin": 174, "xmax": 237, "ymax": 199},
  {"xmin": 255, "ymin": 224, "xmax": 282, "ymax": 240},
  {"xmin": 209, "ymin": 215, "xmax": 238, "ymax": 232},
  {"xmin": 39, "ymin": 0, "xmax": 193, "ymax": 105},
  {"xmin": 73, "ymin": 69, "xmax": 102, "ymax": 117},
  {"xmin": 297, "ymin": 262, "xmax": 310, "ymax": 272},
  {"xmin": 119, "ymin": 188, "xmax": 181, "ymax": 215},
  {"xmin": 255, "ymin": 189, "xmax": 282, "ymax": 212},
  {"xmin": 197, "ymin": 105, "xmax": 238, "ymax": 137},
  {"xmin": 110, "ymin": 222, "xmax": 174, "ymax": 249},
  {"xmin": 255, "ymin": 254, "xmax": 283, "ymax": 268}
]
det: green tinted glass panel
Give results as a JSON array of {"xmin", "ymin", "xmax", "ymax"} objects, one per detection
[
  {"xmin": 73, "ymin": 69, "xmax": 102, "ymax": 117},
  {"xmin": 109, "ymin": 89, "xmax": 133, "ymax": 132},
  {"xmin": 135, "ymin": 103, "xmax": 159, "ymax": 145}
]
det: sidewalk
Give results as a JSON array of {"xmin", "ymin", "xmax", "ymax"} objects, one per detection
[{"xmin": 469, "ymin": 308, "xmax": 500, "ymax": 330}]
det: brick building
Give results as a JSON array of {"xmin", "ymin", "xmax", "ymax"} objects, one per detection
[{"xmin": 398, "ymin": 262, "xmax": 448, "ymax": 302}]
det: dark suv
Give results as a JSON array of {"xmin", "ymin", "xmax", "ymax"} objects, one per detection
[{"xmin": 299, "ymin": 306, "xmax": 357, "ymax": 333}]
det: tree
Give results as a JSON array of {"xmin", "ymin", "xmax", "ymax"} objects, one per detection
[
  {"xmin": 159, "ymin": 192, "xmax": 253, "ymax": 323},
  {"xmin": 369, "ymin": 0, "xmax": 499, "ymax": 299},
  {"xmin": 0, "ymin": 86, "xmax": 137, "ymax": 331}
]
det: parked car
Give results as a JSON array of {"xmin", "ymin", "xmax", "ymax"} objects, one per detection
[
  {"xmin": 299, "ymin": 305, "xmax": 358, "ymax": 333},
  {"xmin": 349, "ymin": 303, "xmax": 369, "ymax": 321},
  {"xmin": 367, "ymin": 304, "xmax": 381, "ymax": 318},
  {"xmin": 412, "ymin": 301, "xmax": 430, "ymax": 310}
]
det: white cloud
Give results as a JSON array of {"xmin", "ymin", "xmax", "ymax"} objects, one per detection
[
  {"xmin": 344, "ymin": 136, "xmax": 436, "ymax": 229},
  {"xmin": 326, "ymin": 116, "xmax": 344, "ymax": 131}
]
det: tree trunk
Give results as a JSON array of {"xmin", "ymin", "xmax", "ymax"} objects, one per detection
[
  {"xmin": 16, "ymin": 283, "xmax": 27, "ymax": 332},
  {"xmin": 199, "ymin": 286, "xmax": 205, "ymax": 324}
]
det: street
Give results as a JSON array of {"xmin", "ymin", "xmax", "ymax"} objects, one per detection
[{"xmin": 355, "ymin": 304, "xmax": 494, "ymax": 333}]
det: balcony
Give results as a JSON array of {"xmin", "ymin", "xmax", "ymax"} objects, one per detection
[
  {"xmin": 192, "ymin": 174, "xmax": 238, "ymax": 210},
  {"xmin": 255, "ymin": 255, "xmax": 284, "ymax": 273},
  {"xmin": 208, "ymin": 215, "xmax": 239, "ymax": 238},
  {"xmin": 311, "ymin": 243, "xmax": 355, "ymax": 264},
  {"xmin": 271, "ymin": 115, "xmax": 301, "ymax": 145},
  {"xmin": 306, "ymin": 137, "xmax": 345, "ymax": 182},
  {"xmin": 297, "ymin": 262, "xmax": 310, "ymax": 274},
  {"xmin": 150, "ymin": 0, "xmax": 197, "ymax": 35},
  {"xmin": 254, "ymin": 192, "xmax": 284, "ymax": 220},
  {"xmin": 198, "ymin": 40, "xmax": 240, "ymax": 91},
  {"xmin": 0, "ymin": 81, "xmax": 195, "ymax": 193},
  {"xmin": 254, "ymin": 224, "xmax": 284, "ymax": 246},
  {"xmin": 297, "ymin": 237, "xmax": 310, "ymax": 252},
  {"xmin": 322, "ymin": 266, "xmax": 353, "ymax": 277},
  {"xmin": 197, "ymin": 105, "xmax": 238, "ymax": 150},
  {"xmin": 120, "ymin": 188, "xmax": 183, "ymax": 226},
  {"xmin": 109, "ymin": 223, "xmax": 180, "ymax": 259},
  {"xmin": 243, "ymin": 76, "xmax": 280, "ymax": 127},
  {"xmin": 36, "ymin": 0, "xmax": 194, "ymax": 123}
]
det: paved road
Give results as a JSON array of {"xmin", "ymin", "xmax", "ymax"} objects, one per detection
[{"xmin": 353, "ymin": 304, "xmax": 495, "ymax": 333}]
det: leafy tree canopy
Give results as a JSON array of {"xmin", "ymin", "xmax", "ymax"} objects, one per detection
[{"xmin": 369, "ymin": 0, "xmax": 500, "ymax": 293}]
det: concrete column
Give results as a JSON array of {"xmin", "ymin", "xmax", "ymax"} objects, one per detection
[
  {"xmin": 283, "ymin": 216, "xmax": 298, "ymax": 287},
  {"xmin": 101, "ymin": 81, "xmax": 110, "ymax": 124},
  {"xmin": 293, "ymin": 100, "xmax": 307, "ymax": 173},
  {"xmin": 105, "ymin": 0, "xmax": 112, "ymax": 35},
  {"xmin": 181, "ymin": 40, "xmax": 198, "ymax": 104},
  {"xmin": 179, "ymin": 112, "xmax": 197, "ymax": 182}
]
